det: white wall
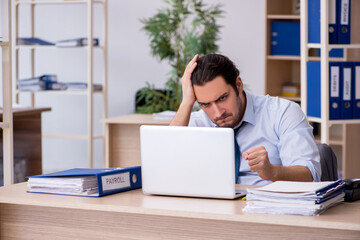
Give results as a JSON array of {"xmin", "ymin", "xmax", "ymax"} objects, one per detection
[{"xmin": 14, "ymin": 0, "xmax": 265, "ymax": 172}]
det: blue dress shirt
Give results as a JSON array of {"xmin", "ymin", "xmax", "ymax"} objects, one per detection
[{"xmin": 188, "ymin": 91, "xmax": 321, "ymax": 185}]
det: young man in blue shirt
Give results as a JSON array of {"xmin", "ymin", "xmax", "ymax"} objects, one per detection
[{"xmin": 170, "ymin": 54, "xmax": 321, "ymax": 185}]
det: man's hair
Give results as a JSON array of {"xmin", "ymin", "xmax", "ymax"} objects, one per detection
[{"xmin": 191, "ymin": 54, "xmax": 240, "ymax": 95}]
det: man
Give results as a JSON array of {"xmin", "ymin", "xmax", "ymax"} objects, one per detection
[{"xmin": 170, "ymin": 54, "xmax": 321, "ymax": 185}]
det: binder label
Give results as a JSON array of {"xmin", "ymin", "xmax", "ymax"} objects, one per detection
[
  {"xmin": 101, "ymin": 172, "xmax": 130, "ymax": 191},
  {"xmin": 343, "ymin": 68, "xmax": 351, "ymax": 101},
  {"xmin": 341, "ymin": 0, "xmax": 349, "ymax": 25},
  {"xmin": 329, "ymin": 0, "xmax": 336, "ymax": 24},
  {"xmin": 330, "ymin": 66, "xmax": 339, "ymax": 97},
  {"xmin": 356, "ymin": 66, "xmax": 360, "ymax": 99}
]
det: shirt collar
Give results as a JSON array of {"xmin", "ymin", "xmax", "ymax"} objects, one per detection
[{"xmin": 233, "ymin": 90, "xmax": 256, "ymax": 129}]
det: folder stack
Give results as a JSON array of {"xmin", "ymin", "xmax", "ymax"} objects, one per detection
[
  {"xmin": 307, "ymin": 61, "xmax": 360, "ymax": 119},
  {"xmin": 243, "ymin": 180, "xmax": 345, "ymax": 216}
]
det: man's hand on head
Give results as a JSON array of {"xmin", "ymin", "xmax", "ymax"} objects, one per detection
[
  {"xmin": 181, "ymin": 54, "xmax": 198, "ymax": 107},
  {"xmin": 169, "ymin": 54, "xmax": 199, "ymax": 126}
]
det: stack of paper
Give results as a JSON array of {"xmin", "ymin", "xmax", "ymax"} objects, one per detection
[
  {"xmin": 243, "ymin": 180, "xmax": 345, "ymax": 216},
  {"xmin": 28, "ymin": 176, "xmax": 99, "ymax": 196}
]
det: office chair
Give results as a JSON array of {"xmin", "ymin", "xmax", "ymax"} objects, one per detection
[{"xmin": 317, "ymin": 143, "xmax": 338, "ymax": 181}]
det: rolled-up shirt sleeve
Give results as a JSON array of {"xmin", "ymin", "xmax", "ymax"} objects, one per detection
[{"xmin": 275, "ymin": 102, "xmax": 321, "ymax": 182}]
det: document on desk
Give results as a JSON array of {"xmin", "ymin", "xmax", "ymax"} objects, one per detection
[
  {"xmin": 27, "ymin": 166, "xmax": 142, "ymax": 197},
  {"xmin": 243, "ymin": 180, "xmax": 345, "ymax": 216}
]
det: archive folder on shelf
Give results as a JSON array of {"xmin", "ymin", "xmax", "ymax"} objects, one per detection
[
  {"xmin": 338, "ymin": 0, "xmax": 351, "ymax": 44},
  {"xmin": 27, "ymin": 166, "xmax": 142, "ymax": 197},
  {"xmin": 308, "ymin": 0, "xmax": 351, "ymax": 44},
  {"xmin": 341, "ymin": 62, "xmax": 353, "ymax": 119},
  {"xmin": 307, "ymin": 61, "xmax": 342, "ymax": 119},
  {"xmin": 330, "ymin": 62, "xmax": 342, "ymax": 119},
  {"xmin": 308, "ymin": 0, "xmax": 338, "ymax": 44},
  {"xmin": 329, "ymin": 0, "xmax": 338, "ymax": 44},
  {"xmin": 307, "ymin": 61, "xmax": 321, "ymax": 118},
  {"xmin": 271, "ymin": 21, "xmax": 300, "ymax": 56},
  {"xmin": 354, "ymin": 62, "xmax": 360, "ymax": 118}
]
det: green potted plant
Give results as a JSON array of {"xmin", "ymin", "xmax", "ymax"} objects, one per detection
[{"xmin": 136, "ymin": 0, "xmax": 223, "ymax": 113}]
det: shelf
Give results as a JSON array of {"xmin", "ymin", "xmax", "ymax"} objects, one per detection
[
  {"xmin": 17, "ymin": 89, "xmax": 104, "ymax": 95},
  {"xmin": 42, "ymin": 133, "xmax": 104, "ymax": 140},
  {"xmin": 280, "ymin": 96, "xmax": 300, "ymax": 102},
  {"xmin": 314, "ymin": 135, "xmax": 343, "ymax": 146},
  {"xmin": 307, "ymin": 56, "xmax": 346, "ymax": 61},
  {"xmin": 0, "ymin": 41, "xmax": 9, "ymax": 46},
  {"xmin": 267, "ymin": 14, "xmax": 300, "ymax": 20},
  {"xmin": 0, "ymin": 122, "xmax": 10, "ymax": 128},
  {"xmin": 267, "ymin": 55, "xmax": 300, "ymax": 61},
  {"xmin": 15, "ymin": 0, "xmax": 104, "ymax": 5},
  {"xmin": 308, "ymin": 43, "xmax": 360, "ymax": 49},
  {"xmin": 16, "ymin": 45, "xmax": 104, "ymax": 50},
  {"xmin": 307, "ymin": 117, "xmax": 360, "ymax": 125}
]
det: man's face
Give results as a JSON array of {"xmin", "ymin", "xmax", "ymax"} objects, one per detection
[{"xmin": 193, "ymin": 76, "xmax": 243, "ymax": 128}]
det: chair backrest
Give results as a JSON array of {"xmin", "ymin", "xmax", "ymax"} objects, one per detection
[{"xmin": 317, "ymin": 143, "xmax": 338, "ymax": 181}]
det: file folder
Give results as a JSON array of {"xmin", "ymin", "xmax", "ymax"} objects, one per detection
[
  {"xmin": 27, "ymin": 166, "xmax": 142, "ymax": 197},
  {"xmin": 329, "ymin": 0, "xmax": 338, "ymax": 44},
  {"xmin": 353, "ymin": 62, "xmax": 360, "ymax": 119},
  {"xmin": 338, "ymin": 0, "xmax": 351, "ymax": 44},
  {"xmin": 329, "ymin": 62, "xmax": 342, "ymax": 119},
  {"xmin": 308, "ymin": 0, "xmax": 320, "ymax": 43},
  {"xmin": 341, "ymin": 62, "xmax": 352, "ymax": 119},
  {"xmin": 271, "ymin": 21, "xmax": 300, "ymax": 56},
  {"xmin": 308, "ymin": 0, "xmax": 338, "ymax": 44},
  {"xmin": 307, "ymin": 61, "xmax": 321, "ymax": 118}
]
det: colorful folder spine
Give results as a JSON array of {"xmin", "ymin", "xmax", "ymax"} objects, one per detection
[
  {"xmin": 329, "ymin": 62, "xmax": 342, "ymax": 120},
  {"xmin": 341, "ymin": 62, "xmax": 353, "ymax": 119},
  {"xmin": 307, "ymin": 61, "xmax": 321, "ymax": 118},
  {"xmin": 271, "ymin": 21, "xmax": 300, "ymax": 56},
  {"xmin": 337, "ymin": 0, "xmax": 351, "ymax": 44},
  {"xmin": 353, "ymin": 62, "xmax": 360, "ymax": 119}
]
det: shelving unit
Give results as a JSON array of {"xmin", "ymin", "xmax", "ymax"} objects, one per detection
[
  {"xmin": 300, "ymin": 0, "xmax": 360, "ymax": 179},
  {"xmin": 13, "ymin": 0, "xmax": 108, "ymax": 168},
  {"xmin": 265, "ymin": 0, "xmax": 301, "ymax": 102},
  {"xmin": 1, "ymin": 0, "xmax": 14, "ymax": 185}
]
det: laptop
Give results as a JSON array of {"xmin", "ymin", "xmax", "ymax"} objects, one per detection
[{"xmin": 140, "ymin": 125, "xmax": 246, "ymax": 199}]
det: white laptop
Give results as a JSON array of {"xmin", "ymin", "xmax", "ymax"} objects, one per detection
[{"xmin": 140, "ymin": 125, "xmax": 246, "ymax": 199}]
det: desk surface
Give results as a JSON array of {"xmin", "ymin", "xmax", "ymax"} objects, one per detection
[
  {"xmin": 0, "ymin": 183, "xmax": 359, "ymax": 232},
  {"xmin": 101, "ymin": 113, "xmax": 171, "ymax": 125}
]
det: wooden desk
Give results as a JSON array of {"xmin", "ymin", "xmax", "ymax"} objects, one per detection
[
  {"xmin": 101, "ymin": 114, "xmax": 171, "ymax": 168},
  {"xmin": 0, "ymin": 107, "xmax": 51, "ymax": 181},
  {"xmin": 0, "ymin": 183, "xmax": 359, "ymax": 239}
]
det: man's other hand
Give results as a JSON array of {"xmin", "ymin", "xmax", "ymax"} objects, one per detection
[
  {"xmin": 243, "ymin": 146, "xmax": 276, "ymax": 181},
  {"xmin": 181, "ymin": 54, "xmax": 198, "ymax": 107}
]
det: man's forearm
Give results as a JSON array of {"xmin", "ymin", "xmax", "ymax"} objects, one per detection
[
  {"xmin": 270, "ymin": 165, "xmax": 313, "ymax": 182},
  {"xmin": 170, "ymin": 102, "xmax": 193, "ymax": 126}
]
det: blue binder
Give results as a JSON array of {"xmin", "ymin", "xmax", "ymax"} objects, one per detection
[
  {"xmin": 337, "ymin": 0, "xmax": 351, "ymax": 44},
  {"xmin": 341, "ymin": 62, "xmax": 352, "ymax": 119},
  {"xmin": 27, "ymin": 166, "xmax": 142, "ymax": 197},
  {"xmin": 308, "ymin": 0, "xmax": 338, "ymax": 44},
  {"xmin": 329, "ymin": 0, "xmax": 338, "ymax": 44},
  {"xmin": 271, "ymin": 21, "xmax": 300, "ymax": 56},
  {"xmin": 307, "ymin": 61, "xmax": 321, "ymax": 118},
  {"xmin": 329, "ymin": 62, "xmax": 342, "ymax": 119},
  {"xmin": 352, "ymin": 62, "xmax": 360, "ymax": 119},
  {"xmin": 308, "ymin": 0, "xmax": 320, "ymax": 43}
]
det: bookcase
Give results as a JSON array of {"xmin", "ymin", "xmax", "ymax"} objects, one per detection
[
  {"xmin": 300, "ymin": 0, "xmax": 360, "ymax": 179},
  {"xmin": 265, "ymin": 0, "xmax": 301, "ymax": 102},
  {"xmin": 1, "ymin": 0, "xmax": 14, "ymax": 185},
  {"xmin": 13, "ymin": 0, "xmax": 108, "ymax": 168}
]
